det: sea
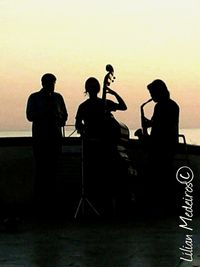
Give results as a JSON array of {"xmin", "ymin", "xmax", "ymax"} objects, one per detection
[{"xmin": 0, "ymin": 127, "xmax": 199, "ymax": 146}]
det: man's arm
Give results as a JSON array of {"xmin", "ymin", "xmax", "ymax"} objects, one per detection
[{"xmin": 57, "ymin": 95, "xmax": 68, "ymax": 126}]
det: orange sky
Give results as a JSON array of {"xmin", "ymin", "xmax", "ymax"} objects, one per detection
[{"xmin": 0, "ymin": 0, "xmax": 200, "ymax": 131}]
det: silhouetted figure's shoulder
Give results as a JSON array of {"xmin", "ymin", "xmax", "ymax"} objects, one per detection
[
  {"xmin": 78, "ymin": 97, "xmax": 103, "ymax": 106},
  {"xmin": 28, "ymin": 89, "xmax": 63, "ymax": 99},
  {"xmin": 154, "ymin": 98, "xmax": 179, "ymax": 118},
  {"xmin": 156, "ymin": 98, "xmax": 178, "ymax": 107},
  {"xmin": 78, "ymin": 97, "xmax": 118, "ymax": 112},
  {"xmin": 165, "ymin": 98, "xmax": 179, "ymax": 109}
]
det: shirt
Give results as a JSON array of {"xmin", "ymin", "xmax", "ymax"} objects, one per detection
[
  {"xmin": 26, "ymin": 88, "xmax": 68, "ymax": 139},
  {"xmin": 75, "ymin": 97, "xmax": 118, "ymax": 139}
]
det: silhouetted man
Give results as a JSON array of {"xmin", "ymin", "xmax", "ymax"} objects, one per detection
[
  {"xmin": 147, "ymin": 79, "xmax": 179, "ymax": 155},
  {"xmin": 143, "ymin": 79, "xmax": 179, "ymax": 214},
  {"xmin": 26, "ymin": 73, "xmax": 68, "ymax": 212},
  {"xmin": 75, "ymin": 77, "xmax": 127, "ymax": 214}
]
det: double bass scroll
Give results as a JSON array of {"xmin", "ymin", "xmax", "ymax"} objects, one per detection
[{"xmin": 102, "ymin": 64, "xmax": 115, "ymax": 102}]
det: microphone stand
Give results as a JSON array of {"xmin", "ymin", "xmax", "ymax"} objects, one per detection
[{"xmin": 74, "ymin": 137, "xmax": 100, "ymax": 218}]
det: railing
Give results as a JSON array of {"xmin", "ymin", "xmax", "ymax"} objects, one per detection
[{"xmin": 62, "ymin": 124, "xmax": 79, "ymax": 138}]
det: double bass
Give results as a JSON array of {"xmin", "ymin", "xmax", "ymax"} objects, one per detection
[
  {"xmin": 102, "ymin": 65, "xmax": 136, "ymax": 203},
  {"xmin": 102, "ymin": 64, "xmax": 129, "ymax": 143}
]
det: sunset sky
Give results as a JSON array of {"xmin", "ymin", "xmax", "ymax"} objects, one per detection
[{"xmin": 0, "ymin": 0, "xmax": 200, "ymax": 132}]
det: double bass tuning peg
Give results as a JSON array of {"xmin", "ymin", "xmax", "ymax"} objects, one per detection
[{"xmin": 110, "ymin": 76, "xmax": 115, "ymax": 83}]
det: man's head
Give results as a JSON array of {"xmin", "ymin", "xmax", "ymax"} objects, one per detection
[
  {"xmin": 41, "ymin": 73, "xmax": 56, "ymax": 94},
  {"xmin": 85, "ymin": 77, "xmax": 100, "ymax": 97},
  {"xmin": 147, "ymin": 79, "xmax": 170, "ymax": 102}
]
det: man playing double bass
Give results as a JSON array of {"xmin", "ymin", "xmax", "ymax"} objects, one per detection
[{"xmin": 75, "ymin": 76, "xmax": 127, "ymax": 215}]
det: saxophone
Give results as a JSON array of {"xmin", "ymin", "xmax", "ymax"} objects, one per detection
[
  {"xmin": 135, "ymin": 99, "xmax": 152, "ymax": 139},
  {"xmin": 141, "ymin": 98, "xmax": 152, "ymax": 136}
]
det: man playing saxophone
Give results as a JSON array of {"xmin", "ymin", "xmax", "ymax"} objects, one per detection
[
  {"xmin": 145, "ymin": 79, "xmax": 179, "ymax": 154},
  {"xmin": 141, "ymin": 79, "xmax": 180, "ymax": 215}
]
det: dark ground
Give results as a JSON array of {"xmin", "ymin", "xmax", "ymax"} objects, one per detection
[{"xmin": 0, "ymin": 214, "xmax": 199, "ymax": 267}]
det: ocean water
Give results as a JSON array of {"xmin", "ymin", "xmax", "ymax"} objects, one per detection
[
  {"xmin": 178, "ymin": 128, "xmax": 200, "ymax": 146},
  {"xmin": 0, "ymin": 128, "xmax": 199, "ymax": 146}
]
